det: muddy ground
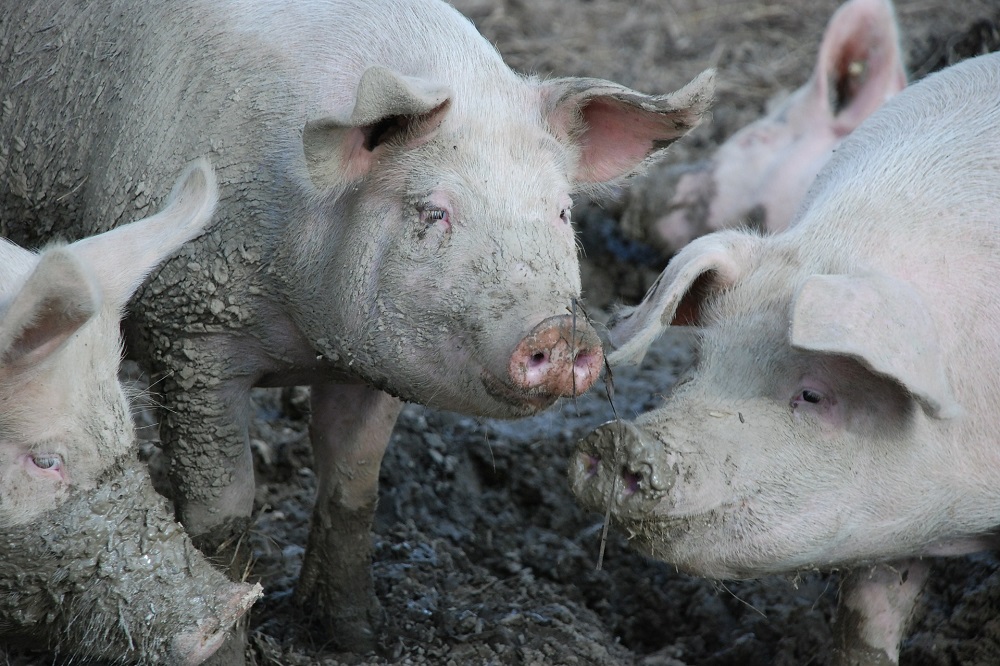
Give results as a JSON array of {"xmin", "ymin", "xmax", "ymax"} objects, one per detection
[{"xmin": 7, "ymin": 1, "xmax": 1000, "ymax": 665}]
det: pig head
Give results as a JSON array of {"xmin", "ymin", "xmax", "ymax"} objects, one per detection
[
  {"xmin": 572, "ymin": 53, "xmax": 1000, "ymax": 665},
  {"xmin": 283, "ymin": 64, "xmax": 718, "ymax": 417},
  {"xmin": 645, "ymin": 0, "xmax": 907, "ymax": 254},
  {"xmin": 0, "ymin": 160, "xmax": 261, "ymax": 665}
]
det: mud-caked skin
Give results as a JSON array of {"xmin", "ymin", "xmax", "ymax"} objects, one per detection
[
  {"xmin": 0, "ymin": 457, "xmax": 261, "ymax": 666},
  {"xmin": 0, "ymin": 0, "xmax": 714, "ymax": 650},
  {"xmin": 572, "ymin": 53, "xmax": 1000, "ymax": 666}
]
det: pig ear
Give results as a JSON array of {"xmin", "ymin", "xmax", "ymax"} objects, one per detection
[
  {"xmin": 70, "ymin": 158, "xmax": 218, "ymax": 310},
  {"xmin": 542, "ymin": 69, "xmax": 715, "ymax": 185},
  {"xmin": 303, "ymin": 66, "xmax": 451, "ymax": 189},
  {"xmin": 811, "ymin": 0, "xmax": 907, "ymax": 133},
  {"xmin": 790, "ymin": 273, "xmax": 960, "ymax": 419},
  {"xmin": 607, "ymin": 231, "xmax": 755, "ymax": 366},
  {"xmin": 0, "ymin": 249, "xmax": 101, "ymax": 371}
]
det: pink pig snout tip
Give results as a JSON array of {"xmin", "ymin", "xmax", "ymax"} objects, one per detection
[{"xmin": 508, "ymin": 314, "xmax": 603, "ymax": 399}]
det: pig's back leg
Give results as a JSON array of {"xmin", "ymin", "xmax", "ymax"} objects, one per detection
[
  {"xmin": 296, "ymin": 383, "xmax": 403, "ymax": 652},
  {"xmin": 832, "ymin": 559, "xmax": 930, "ymax": 666}
]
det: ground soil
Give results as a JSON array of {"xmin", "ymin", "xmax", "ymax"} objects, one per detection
[{"xmin": 6, "ymin": 1, "xmax": 1000, "ymax": 665}]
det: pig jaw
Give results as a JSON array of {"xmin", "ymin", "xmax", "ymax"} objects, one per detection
[
  {"xmin": 572, "ymin": 395, "xmax": 980, "ymax": 580},
  {"xmin": 0, "ymin": 456, "xmax": 261, "ymax": 664}
]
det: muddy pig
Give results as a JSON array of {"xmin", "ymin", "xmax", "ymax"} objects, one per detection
[
  {"xmin": 620, "ymin": 0, "xmax": 906, "ymax": 255},
  {"xmin": 571, "ymin": 53, "xmax": 1000, "ymax": 665},
  {"xmin": 0, "ymin": 160, "xmax": 262, "ymax": 664},
  {"xmin": 0, "ymin": 0, "xmax": 714, "ymax": 650}
]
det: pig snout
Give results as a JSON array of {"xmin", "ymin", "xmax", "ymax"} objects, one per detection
[
  {"xmin": 570, "ymin": 420, "xmax": 675, "ymax": 520},
  {"xmin": 508, "ymin": 314, "xmax": 603, "ymax": 400},
  {"xmin": 172, "ymin": 581, "xmax": 263, "ymax": 666}
]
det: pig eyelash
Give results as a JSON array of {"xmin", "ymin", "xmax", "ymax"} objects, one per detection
[
  {"xmin": 560, "ymin": 207, "xmax": 571, "ymax": 224},
  {"xmin": 417, "ymin": 206, "xmax": 451, "ymax": 238},
  {"xmin": 419, "ymin": 206, "xmax": 449, "ymax": 228}
]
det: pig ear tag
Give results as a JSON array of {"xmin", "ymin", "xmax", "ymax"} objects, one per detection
[{"xmin": 790, "ymin": 273, "xmax": 961, "ymax": 419}]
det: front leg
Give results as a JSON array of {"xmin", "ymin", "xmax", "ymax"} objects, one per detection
[
  {"xmin": 148, "ymin": 341, "xmax": 259, "ymax": 666},
  {"xmin": 295, "ymin": 383, "xmax": 403, "ymax": 653},
  {"xmin": 155, "ymin": 347, "xmax": 257, "ymax": 563},
  {"xmin": 832, "ymin": 559, "xmax": 930, "ymax": 666}
]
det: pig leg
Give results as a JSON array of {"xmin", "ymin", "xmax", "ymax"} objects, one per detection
[
  {"xmin": 148, "ymin": 353, "xmax": 259, "ymax": 666},
  {"xmin": 152, "ymin": 354, "xmax": 258, "ymax": 567},
  {"xmin": 296, "ymin": 383, "xmax": 403, "ymax": 652},
  {"xmin": 832, "ymin": 559, "xmax": 930, "ymax": 666}
]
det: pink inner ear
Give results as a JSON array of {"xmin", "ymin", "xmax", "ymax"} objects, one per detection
[
  {"xmin": 339, "ymin": 126, "xmax": 377, "ymax": 182},
  {"xmin": 813, "ymin": 0, "xmax": 905, "ymax": 132},
  {"xmin": 576, "ymin": 98, "xmax": 672, "ymax": 183}
]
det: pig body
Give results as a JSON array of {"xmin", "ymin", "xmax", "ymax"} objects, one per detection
[
  {"xmin": 0, "ymin": 161, "xmax": 262, "ymax": 665},
  {"xmin": 0, "ymin": 0, "xmax": 713, "ymax": 649},
  {"xmin": 623, "ymin": 0, "xmax": 907, "ymax": 255},
  {"xmin": 571, "ymin": 53, "xmax": 1000, "ymax": 665}
]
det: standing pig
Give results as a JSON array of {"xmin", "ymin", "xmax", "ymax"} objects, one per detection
[
  {"xmin": 623, "ymin": 0, "xmax": 906, "ymax": 255},
  {"xmin": 0, "ymin": 160, "xmax": 262, "ymax": 665},
  {"xmin": 0, "ymin": 0, "xmax": 714, "ymax": 650},
  {"xmin": 570, "ymin": 53, "xmax": 1000, "ymax": 665}
]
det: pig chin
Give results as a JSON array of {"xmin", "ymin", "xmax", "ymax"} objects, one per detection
[
  {"xmin": 616, "ymin": 513, "xmax": 768, "ymax": 579},
  {"xmin": 613, "ymin": 502, "xmax": 854, "ymax": 580},
  {"xmin": 480, "ymin": 371, "xmax": 560, "ymax": 417}
]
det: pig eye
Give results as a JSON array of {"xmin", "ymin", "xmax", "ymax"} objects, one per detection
[
  {"xmin": 559, "ymin": 207, "xmax": 571, "ymax": 224},
  {"xmin": 791, "ymin": 388, "xmax": 825, "ymax": 408},
  {"xmin": 31, "ymin": 454, "xmax": 63, "ymax": 471}
]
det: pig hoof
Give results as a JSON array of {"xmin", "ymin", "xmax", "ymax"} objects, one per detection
[{"xmin": 319, "ymin": 604, "xmax": 389, "ymax": 654}]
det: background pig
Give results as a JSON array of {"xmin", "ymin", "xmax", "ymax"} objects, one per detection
[
  {"xmin": 0, "ymin": 0, "xmax": 713, "ymax": 651},
  {"xmin": 571, "ymin": 53, "xmax": 1000, "ymax": 665},
  {"xmin": 614, "ymin": 0, "xmax": 907, "ymax": 256},
  {"xmin": 0, "ymin": 160, "xmax": 262, "ymax": 665}
]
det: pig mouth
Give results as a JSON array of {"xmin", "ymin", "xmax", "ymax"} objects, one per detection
[{"xmin": 480, "ymin": 372, "xmax": 560, "ymax": 415}]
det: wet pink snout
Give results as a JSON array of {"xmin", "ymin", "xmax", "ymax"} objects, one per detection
[{"xmin": 509, "ymin": 314, "xmax": 603, "ymax": 398}]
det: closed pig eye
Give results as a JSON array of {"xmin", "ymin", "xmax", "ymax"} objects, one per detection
[{"xmin": 419, "ymin": 206, "xmax": 449, "ymax": 227}]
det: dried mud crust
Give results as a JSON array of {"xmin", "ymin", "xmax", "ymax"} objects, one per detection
[{"xmin": 4, "ymin": 2, "xmax": 1000, "ymax": 665}]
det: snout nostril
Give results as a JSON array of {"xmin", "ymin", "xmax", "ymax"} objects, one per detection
[
  {"xmin": 622, "ymin": 468, "xmax": 642, "ymax": 496},
  {"xmin": 574, "ymin": 350, "xmax": 595, "ymax": 368},
  {"xmin": 584, "ymin": 453, "xmax": 601, "ymax": 478},
  {"xmin": 529, "ymin": 351, "xmax": 548, "ymax": 368}
]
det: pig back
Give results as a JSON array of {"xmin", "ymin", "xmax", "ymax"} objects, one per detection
[{"xmin": 0, "ymin": 0, "xmax": 293, "ymax": 248}]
